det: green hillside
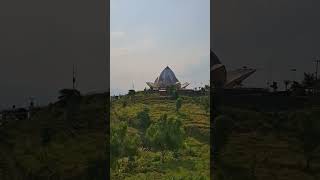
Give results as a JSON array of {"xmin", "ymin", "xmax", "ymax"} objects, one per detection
[
  {"xmin": 0, "ymin": 91, "xmax": 107, "ymax": 180},
  {"xmin": 111, "ymin": 92, "xmax": 210, "ymax": 179},
  {"xmin": 214, "ymin": 104, "xmax": 320, "ymax": 180}
]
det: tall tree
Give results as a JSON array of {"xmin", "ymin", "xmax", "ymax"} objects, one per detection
[
  {"xmin": 136, "ymin": 107, "xmax": 151, "ymax": 132},
  {"xmin": 176, "ymin": 97, "xmax": 182, "ymax": 113}
]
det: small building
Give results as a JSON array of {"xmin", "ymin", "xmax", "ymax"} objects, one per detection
[{"xmin": 159, "ymin": 89, "xmax": 167, "ymax": 96}]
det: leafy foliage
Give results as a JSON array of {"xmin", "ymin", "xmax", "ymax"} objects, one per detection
[
  {"xmin": 110, "ymin": 122, "xmax": 140, "ymax": 166},
  {"xmin": 111, "ymin": 93, "xmax": 210, "ymax": 178},
  {"xmin": 146, "ymin": 114, "xmax": 185, "ymax": 162},
  {"xmin": 136, "ymin": 107, "xmax": 151, "ymax": 132}
]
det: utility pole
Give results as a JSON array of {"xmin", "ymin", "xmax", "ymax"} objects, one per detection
[
  {"xmin": 72, "ymin": 64, "xmax": 76, "ymax": 90},
  {"xmin": 314, "ymin": 57, "xmax": 320, "ymax": 80}
]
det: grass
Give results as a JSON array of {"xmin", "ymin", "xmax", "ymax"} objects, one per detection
[
  {"xmin": 215, "ymin": 105, "xmax": 320, "ymax": 180},
  {"xmin": 111, "ymin": 92, "xmax": 210, "ymax": 179},
  {"xmin": 0, "ymin": 93, "xmax": 107, "ymax": 180}
]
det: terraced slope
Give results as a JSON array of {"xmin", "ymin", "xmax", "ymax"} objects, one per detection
[{"xmin": 111, "ymin": 92, "xmax": 210, "ymax": 179}]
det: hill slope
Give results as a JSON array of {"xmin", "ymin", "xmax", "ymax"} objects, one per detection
[
  {"xmin": 0, "ymin": 93, "xmax": 108, "ymax": 180},
  {"xmin": 111, "ymin": 92, "xmax": 210, "ymax": 179}
]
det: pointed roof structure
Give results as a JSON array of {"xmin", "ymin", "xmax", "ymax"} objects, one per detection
[
  {"xmin": 147, "ymin": 66, "xmax": 189, "ymax": 89},
  {"xmin": 211, "ymin": 49, "xmax": 256, "ymax": 88},
  {"xmin": 158, "ymin": 66, "xmax": 179, "ymax": 86}
]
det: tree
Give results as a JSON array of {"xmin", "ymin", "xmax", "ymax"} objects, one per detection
[
  {"xmin": 146, "ymin": 114, "xmax": 185, "ymax": 163},
  {"xmin": 136, "ymin": 107, "xmax": 151, "ymax": 132},
  {"xmin": 110, "ymin": 122, "xmax": 140, "ymax": 167},
  {"xmin": 176, "ymin": 97, "xmax": 182, "ymax": 113}
]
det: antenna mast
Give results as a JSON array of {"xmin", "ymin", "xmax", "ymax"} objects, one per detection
[
  {"xmin": 73, "ymin": 64, "xmax": 76, "ymax": 89},
  {"xmin": 314, "ymin": 57, "xmax": 320, "ymax": 80}
]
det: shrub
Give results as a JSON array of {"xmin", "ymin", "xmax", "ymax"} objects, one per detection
[
  {"xmin": 136, "ymin": 107, "xmax": 151, "ymax": 132},
  {"xmin": 146, "ymin": 114, "xmax": 185, "ymax": 163},
  {"xmin": 110, "ymin": 122, "xmax": 140, "ymax": 167}
]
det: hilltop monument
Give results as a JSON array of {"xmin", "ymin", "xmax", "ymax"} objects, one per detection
[
  {"xmin": 211, "ymin": 50, "xmax": 256, "ymax": 88},
  {"xmin": 146, "ymin": 66, "xmax": 189, "ymax": 90}
]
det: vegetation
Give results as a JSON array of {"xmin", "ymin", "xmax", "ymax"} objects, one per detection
[
  {"xmin": 136, "ymin": 107, "xmax": 151, "ymax": 132},
  {"xmin": 111, "ymin": 122, "xmax": 140, "ymax": 166},
  {"xmin": 111, "ymin": 91, "xmax": 210, "ymax": 179},
  {"xmin": 175, "ymin": 98, "xmax": 182, "ymax": 112},
  {"xmin": 146, "ymin": 114, "xmax": 185, "ymax": 163},
  {"xmin": 0, "ymin": 90, "xmax": 107, "ymax": 180},
  {"xmin": 214, "ymin": 105, "xmax": 320, "ymax": 180}
]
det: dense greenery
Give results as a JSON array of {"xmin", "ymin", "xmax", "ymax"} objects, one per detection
[
  {"xmin": 111, "ymin": 91, "xmax": 210, "ymax": 179},
  {"xmin": 111, "ymin": 122, "xmax": 140, "ymax": 166},
  {"xmin": 146, "ymin": 114, "xmax": 185, "ymax": 163}
]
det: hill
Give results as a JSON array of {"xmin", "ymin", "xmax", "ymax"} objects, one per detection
[
  {"xmin": 110, "ymin": 91, "xmax": 210, "ymax": 179},
  {"xmin": 214, "ymin": 95, "xmax": 320, "ymax": 180},
  {"xmin": 0, "ymin": 92, "xmax": 108, "ymax": 180}
]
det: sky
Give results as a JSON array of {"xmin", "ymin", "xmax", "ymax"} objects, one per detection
[
  {"xmin": 0, "ymin": 0, "xmax": 107, "ymax": 109},
  {"xmin": 213, "ymin": 0, "xmax": 320, "ymax": 90},
  {"xmin": 111, "ymin": 0, "xmax": 210, "ymax": 95}
]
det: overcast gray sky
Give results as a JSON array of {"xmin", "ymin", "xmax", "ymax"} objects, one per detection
[
  {"xmin": 0, "ymin": 0, "xmax": 107, "ymax": 109},
  {"xmin": 213, "ymin": 0, "xmax": 320, "ymax": 89},
  {"xmin": 111, "ymin": 0, "xmax": 210, "ymax": 95}
]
